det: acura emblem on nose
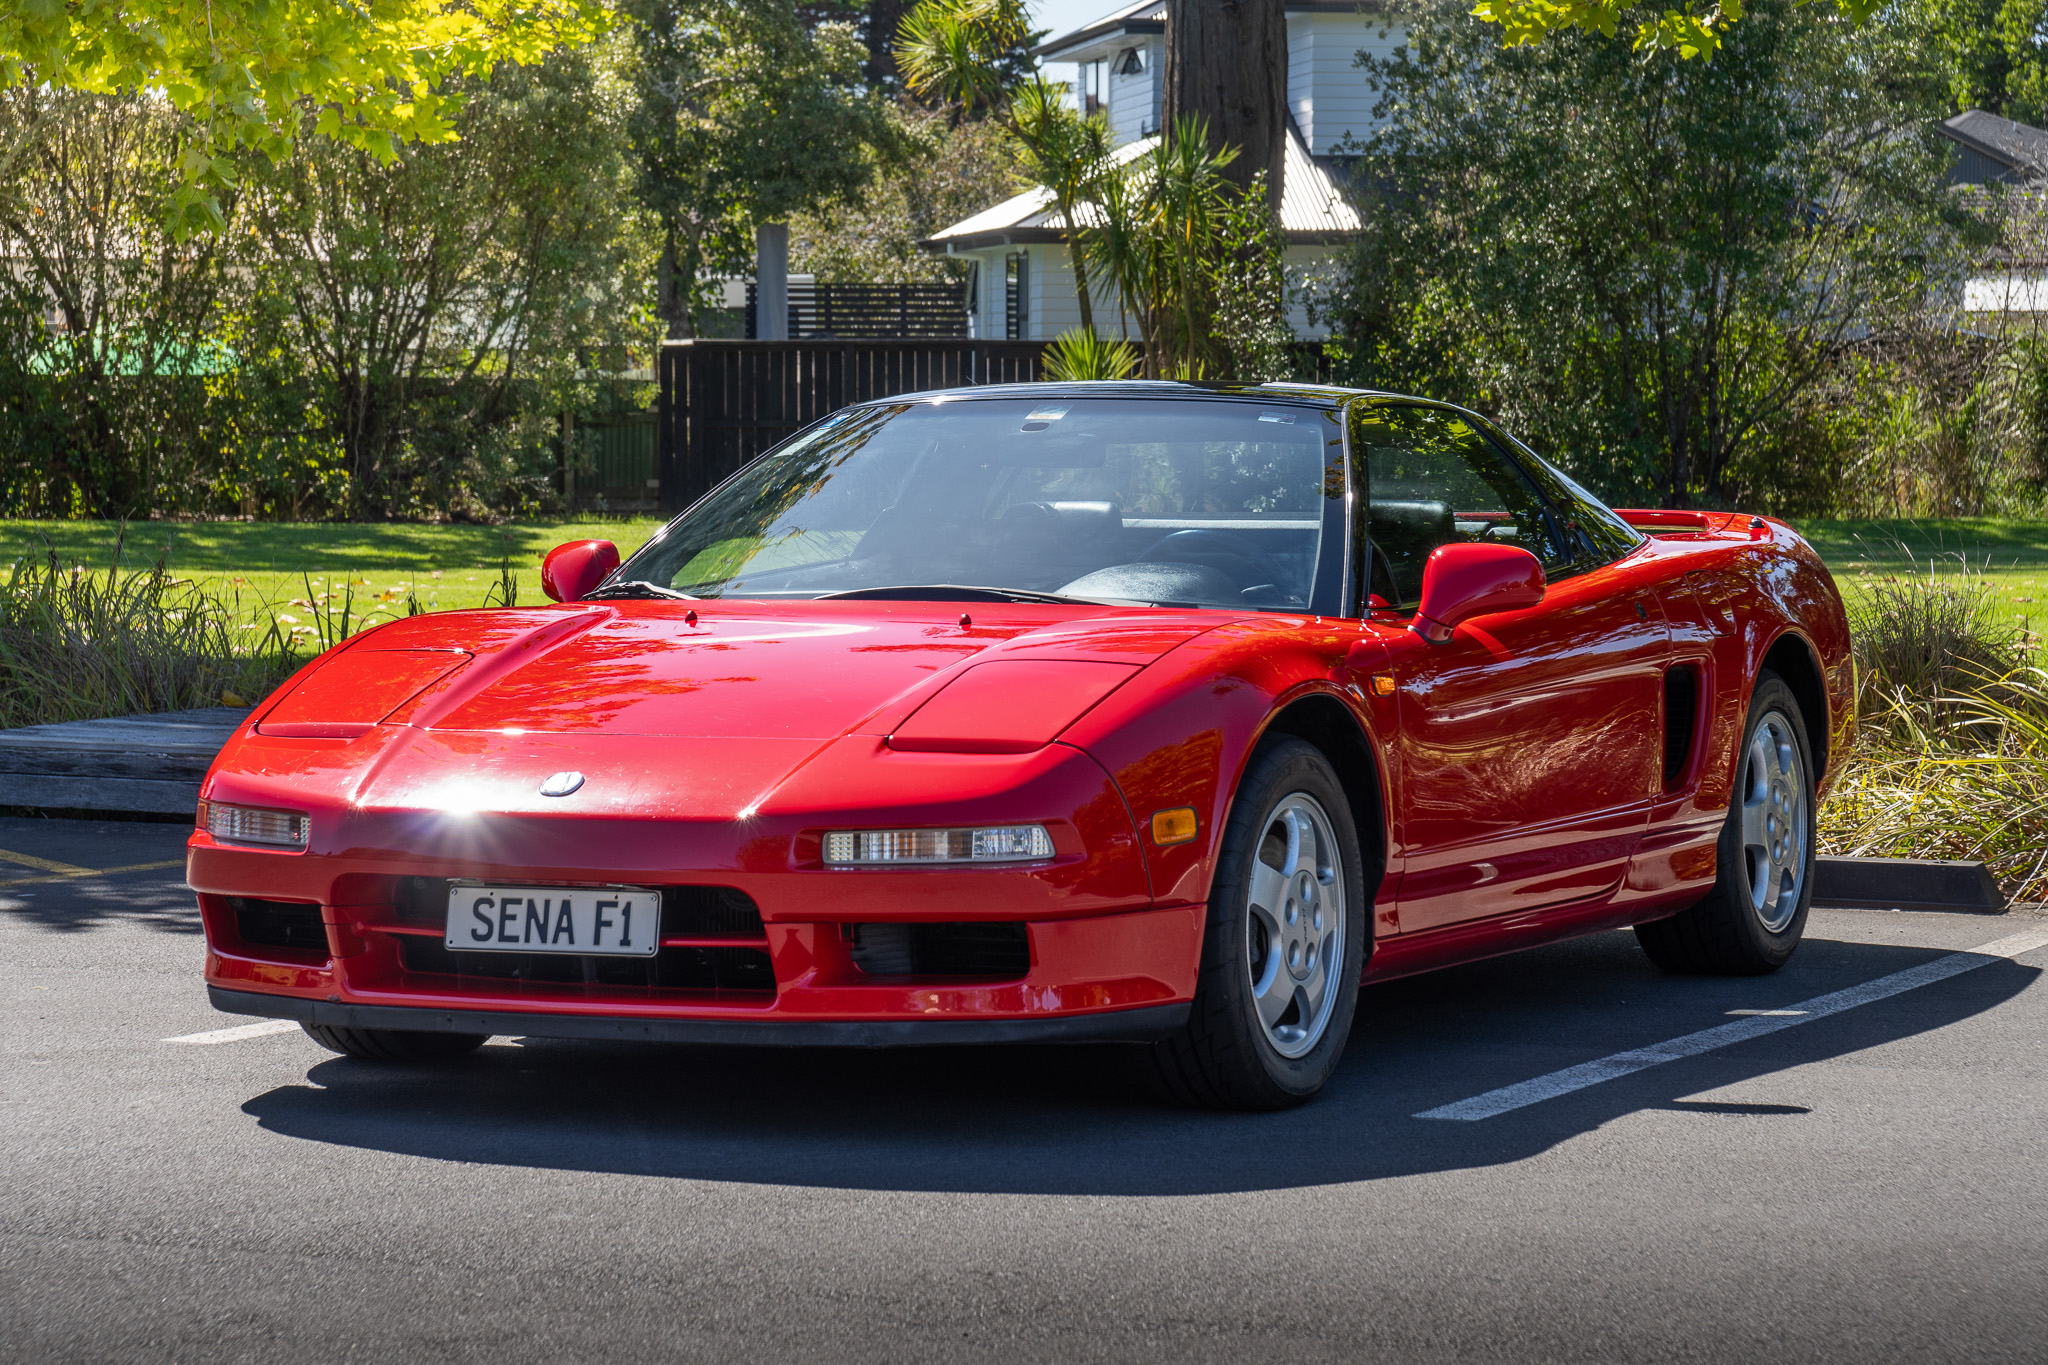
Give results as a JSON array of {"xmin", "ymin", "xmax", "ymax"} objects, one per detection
[{"xmin": 539, "ymin": 771, "xmax": 585, "ymax": 797}]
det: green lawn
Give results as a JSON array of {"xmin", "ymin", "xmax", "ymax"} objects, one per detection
[
  {"xmin": 0, "ymin": 517, "xmax": 670, "ymax": 627},
  {"xmin": 1789, "ymin": 517, "xmax": 2048, "ymax": 642},
  {"xmin": 2, "ymin": 514, "xmax": 2043, "ymax": 643}
]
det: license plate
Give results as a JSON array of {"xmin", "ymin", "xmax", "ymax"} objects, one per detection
[{"xmin": 444, "ymin": 885, "xmax": 662, "ymax": 957}]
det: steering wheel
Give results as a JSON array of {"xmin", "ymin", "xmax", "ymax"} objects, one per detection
[{"xmin": 1136, "ymin": 529, "xmax": 1288, "ymax": 593}]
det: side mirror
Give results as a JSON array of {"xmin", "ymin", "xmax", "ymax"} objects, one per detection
[
  {"xmin": 1411, "ymin": 542, "xmax": 1544, "ymax": 642},
  {"xmin": 540, "ymin": 540, "xmax": 621, "ymax": 603}
]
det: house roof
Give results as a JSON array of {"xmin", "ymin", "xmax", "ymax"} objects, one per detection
[
  {"xmin": 920, "ymin": 129, "xmax": 1363, "ymax": 253},
  {"xmin": 1935, "ymin": 109, "xmax": 2048, "ymax": 180}
]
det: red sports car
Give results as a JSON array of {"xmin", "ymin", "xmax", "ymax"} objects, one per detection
[{"xmin": 191, "ymin": 384, "xmax": 1853, "ymax": 1109}]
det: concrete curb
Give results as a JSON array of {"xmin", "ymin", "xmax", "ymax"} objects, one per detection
[
  {"xmin": 1812, "ymin": 856, "xmax": 2008, "ymax": 915},
  {"xmin": 0, "ymin": 708, "xmax": 251, "ymax": 815}
]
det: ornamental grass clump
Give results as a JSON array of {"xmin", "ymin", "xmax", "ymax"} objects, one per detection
[
  {"xmin": 0, "ymin": 540, "xmax": 302, "ymax": 729},
  {"xmin": 1819, "ymin": 554, "xmax": 2048, "ymax": 902}
]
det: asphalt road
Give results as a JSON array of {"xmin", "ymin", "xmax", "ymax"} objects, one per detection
[{"xmin": 4, "ymin": 814, "xmax": 2046, "ymax": 1364}]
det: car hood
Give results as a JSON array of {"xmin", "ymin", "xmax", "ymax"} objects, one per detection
[{"xmin": 267, "ymin": 599, "xmax": 1230, "ymax": 743}]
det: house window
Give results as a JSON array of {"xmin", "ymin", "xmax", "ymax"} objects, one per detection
[
  {"xmin": 1112, "ymin": 46, "xmax": 1146, "ymax": 76},
  {"xmin": 1005, "ymin": 251, "xmax": 1029, "ymax": 340}
]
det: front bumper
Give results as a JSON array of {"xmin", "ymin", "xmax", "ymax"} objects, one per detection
[{"xmin": 210, "ymin": 986, "xmax": 1190, "ymax": 1047}]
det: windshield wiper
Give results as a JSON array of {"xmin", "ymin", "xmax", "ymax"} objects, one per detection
[
  {"xmin": 815, "ymin": 584, "xmax": 1121, "ymax": 606},
  {"xmin": 583, "ymin": 579, "xmax": 699, "ymax": 602}
]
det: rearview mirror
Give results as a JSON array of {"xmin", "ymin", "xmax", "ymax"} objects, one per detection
[
  {"xmin": 541, "ymin": 540, "xmax": 621, "ymax": 603},
  {"xmin": 1411, "ymin": 542, "xmax": 1544, "ymax": 642}
]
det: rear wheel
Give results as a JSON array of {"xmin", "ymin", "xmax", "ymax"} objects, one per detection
[
  {"xmin": 301, "ymin": 1023, "xmax": 487, "ymax": 1062},
  {"xmin": 1635, "ymin": 671, "xmax": 1815, "ymax": 975},
  {"xmin": 1150, "ymin": 738, "xmax": 1367, "ymax": 1110}
]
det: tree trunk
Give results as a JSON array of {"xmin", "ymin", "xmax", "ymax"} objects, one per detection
[{"xmin": 1161, "ymin": 0, "xmax": 1286, "ymax": 210}]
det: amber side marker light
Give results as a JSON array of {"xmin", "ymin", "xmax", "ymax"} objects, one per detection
[
  {"xmin": 201, "ymin": 801, "xmax": 310, "ymax": 850},
  {"xmin": 1151, "ymin": 807, "xmax": 1199, "ymax": 846},
  {"xmin": 1369, "ymin": 674, "xmax": 1397, "ymax": 696}
]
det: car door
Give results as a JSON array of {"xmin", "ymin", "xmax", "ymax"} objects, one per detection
[{"xmin": 1356, "ymin": 403, "xmax": 1670, "ymax": 934}]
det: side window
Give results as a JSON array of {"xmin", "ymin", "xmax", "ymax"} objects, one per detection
[
  {"xmin": 1481, "ymin": 421, "xmax": 1646, "ymax": 566},
  {"xmin": 1355, "ymin": 405, "xmax": 1569, "ymax": 610}
]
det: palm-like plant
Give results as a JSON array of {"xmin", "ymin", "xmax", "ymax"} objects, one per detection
[
  {"xmin": 1009, "ymin": 77, "xmax": 1112, "ymax": 333},
  {"xmin": 1082, "ymin": 116, "xmax": 1238, "ymax": 378},
  {"xmin": 894, "ymin": 0, "xmax": 1027, "ymax": 119}
]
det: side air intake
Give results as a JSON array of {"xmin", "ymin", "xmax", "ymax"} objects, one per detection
[{"xmin": 1663, "ymin": 665, "xmax": 1701, "ymax": 788}]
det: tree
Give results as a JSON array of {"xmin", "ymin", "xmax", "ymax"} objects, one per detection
[
  {"xmin": 626, "ymin": 0, "xmax": 895, "ymax": 338},
  {"xmin": 1161, "ymin": 0, "xmax": 1284, "ymax": 210},
  {"xmin": 235, "ymin": 44, "xmax": 639, "ymax": 518},
  {"xmin": 1912, "ymin": 0, "xmax": 2048, "ymax": 122},
  {"xmin": 790, "ymin": 104, "xmax": 1023, "ymax": 283},
  {"xmin": 1470, "ymin": 0, "xmax": 1884, "ymax": 62},
  {"xmin": 0, "ymin": 88, "xmax": 230, "ymax": 516},
  {"xmin": 1329, "ymin": 0, "xmax": 1982, "ymax": 508},
  {"xmin": 0, "ymin": 1, "xmax": 606, "ymax": 236}
]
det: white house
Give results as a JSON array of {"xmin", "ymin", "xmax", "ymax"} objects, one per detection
[{"xmin": 920, "ymin": 1, "xmax": 1407, "ymax": 341}]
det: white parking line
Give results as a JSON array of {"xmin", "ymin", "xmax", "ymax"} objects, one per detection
[
  {"xmin": 162, "ymin": 1020, "xmax": 301, "ymax": 1046},
  {"xmin": 1417, "ymin": 924, "xmax": 2048, "ymax": 1122}
]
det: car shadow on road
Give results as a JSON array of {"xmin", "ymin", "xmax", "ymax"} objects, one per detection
[{"xmin": 239, "ymin": 931, "xmax": 2040, "ymax": 1195}]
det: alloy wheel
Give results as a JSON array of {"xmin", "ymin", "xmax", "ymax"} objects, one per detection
[
  {"xmin": 1244, "ymin": 793, "xmax": 1346, "ymax": 1059},
  {"xmin": 1739, "ymin": 708, "xmax": 1809, "ymax": 934}
]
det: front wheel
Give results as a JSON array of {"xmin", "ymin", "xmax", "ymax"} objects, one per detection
[
  {"xmin": 1635, "ymin": 670, "xmax": 1816, "ymax": 975},
  {"xmin": 1150, "ymin": 738, "xmax": 1367, "ymax": 1110}
]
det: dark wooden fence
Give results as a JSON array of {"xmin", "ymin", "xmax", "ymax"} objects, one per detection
[
  {"xmin": 745, "ymin": 280, "xmax": 971, "ymax": 339},
  {"xmin": 655, "ymin": 338, "xmax": 1341, "ymax": 513},
  {"xmin": 658, "ymin": 339, "xmax": 1047, "ymax": 510}
]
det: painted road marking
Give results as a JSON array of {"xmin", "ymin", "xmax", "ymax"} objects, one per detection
[
  {"xmin": 0, "ymin": 847, "xmax": 96, "ymax": 876},
  {"xmin": 163, "ymin": 1020, "xmax": 301, "ymax": 1045},
  {"xmin": 1727, "ymin": 1009, "xmax": 1807, "ymax": 1017},
  {"xmin": 1417, "ymin": 925, "xmax": 2048, "ymax": 1122},
  {"xmin": 0, "ymin": 858, "xmax": 185, "ymax": 891}
]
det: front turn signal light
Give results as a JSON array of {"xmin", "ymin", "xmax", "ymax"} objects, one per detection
[
  {"xmin": 1151, "ymin": 807, "xmax": 1198, "ymax": 845},
  {"xmin": 823, "ymin": 824, "xmax": 1054, "ymax": 866},
  {"xmin": 202, "ymin": 801, "xmax": 310, "ymax": 850}
]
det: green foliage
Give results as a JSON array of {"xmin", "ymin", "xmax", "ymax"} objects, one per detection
[
  {"xmin": 895, "ymin": 0, "xmax": 1034, "ymax": 116},
  {"xmin": 0, "ymin": 0, "xmax": 608, "ymax": 236},
  {"xmin": 0, "ymin": 536, "xmax": 302, "ymax": 727},
  {"xmin": 790, "ymin": 103, "xmax": 1024, "ymax": 283},
  {"xmin": 1470, "ymin": 0, "xmax": 1882, "ymax": 62},
  {"xmin": 1910, "ymin": 0, "xmax": 2048, "ymax": 121},
  {"xmin": 0, "ymin": 45, "xmax": 645, "ymax": 522},
  {"xmin": 1328, "ymin": 0, "xmax": 1980, "ymax": 509},
  {"xmin": 627, "ymin": 0, "xmax": 899, "ymax": 338},
  {"xmin": 1042, "ymin": 328, "xmax": 1138, "ymax": 381}
]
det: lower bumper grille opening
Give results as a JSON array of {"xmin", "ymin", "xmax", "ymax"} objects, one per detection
[
  {"xmin": 229, "ymin": 897, "xmax": 328, "ymax": 955},
  {"xmin": 396, "ymin": 937, "xmax": 776, "ymax": 996},
  {"xmin": 849, "ymin": 922, "xmax": 1030, "ymax": 980}
]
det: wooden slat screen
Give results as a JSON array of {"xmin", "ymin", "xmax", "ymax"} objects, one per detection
[{"xmin": 656, "ymin": 338, "xmax": 1337, "ymax": 513}]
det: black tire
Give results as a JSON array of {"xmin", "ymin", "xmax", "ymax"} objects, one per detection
[
  {"xmin": 301, "ymin": 1023, "xmax": 488, "ymax": 1062},
  {"xmin": 1150, "ymin": 738, "xmax": 1368, "ymax": 1110},
  {"xmin": 1635, "ymin": 670, "xmax": 1816, "ymax": 975}
]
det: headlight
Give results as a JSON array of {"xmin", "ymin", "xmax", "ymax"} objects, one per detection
[
  {"xmin": 823, "ymin": 824, "xmax": 1054, "ymax": 866},
  {"xmin": 202, "ymin": 801, "xmax": 310, "ymax": 850}
]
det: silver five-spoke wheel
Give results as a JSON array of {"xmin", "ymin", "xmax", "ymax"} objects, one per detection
[
  {"xmin": 1739, "ymin": 708, "xmax": 1808, "ymax": 934},
  {"xmin": 1245, "ymin": 793, "xmax": 1346, "ymax": 1059}
]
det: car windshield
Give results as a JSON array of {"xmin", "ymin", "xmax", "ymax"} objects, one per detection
[{"xmin": 615, "ymin": 395, "xmax": 1346, "ymax": 610}]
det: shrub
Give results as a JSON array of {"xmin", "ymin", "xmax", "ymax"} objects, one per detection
[
  {"xmin": 0, "ymin": 540, "xmax": 302, "ymax": 727},
  {"xmin": 1820, "ymin": 555, "xmax": 2047, "ymax": 902}
]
